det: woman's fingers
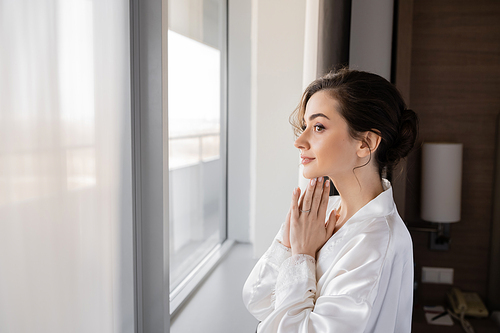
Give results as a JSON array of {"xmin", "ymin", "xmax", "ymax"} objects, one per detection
[
  {"xmin": 291, "ymin": 187, "xmax": 300, "ymax": 218},
  {"xmin": 318, "ymin": 179, "xmax": 330, "ymax": 218},
  {"xmin": 298, "ymin": 177, "xmax": 328, "ymax": 215},
  {"xmin": 326, "ymin": 209, "xmax": 337, "ymax": 237},
  {"xmin": 310, "ymin": 177, "xmax": 325, "ymax": 215},
  {"xmin": 298, "ymin": 187, "xmax": 304, "ymax": 209},
  {"xmin": 301, "ymin": 178, "xmax": 317, "ymax": 212},
  {"xmin": 282, "ymin": 209, "xmax": 292, "ymax": 248},
  {"xmin": 286, "ymin": 188, "xmax": 300, "ymax": 250}
]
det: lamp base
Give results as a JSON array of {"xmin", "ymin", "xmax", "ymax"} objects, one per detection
[{"xmin": 429, "ymin": 223, "xmax": 450, "ymax": 250}]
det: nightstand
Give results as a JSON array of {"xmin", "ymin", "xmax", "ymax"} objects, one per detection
[{"xmin": 412, "ymin": 302, "xmax": 498, "ymax": 333}]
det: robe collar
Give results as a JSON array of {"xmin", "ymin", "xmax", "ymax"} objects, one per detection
[{"xmin": 333, "ymin": 178, "xmax": 396, "ymax": 229}]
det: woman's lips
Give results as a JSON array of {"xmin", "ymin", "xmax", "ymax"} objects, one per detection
[{"xmin": 301, "ymin": 156, "xmax": 315, "ymax": 164}]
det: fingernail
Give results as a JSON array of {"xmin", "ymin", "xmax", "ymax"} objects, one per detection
[
  {"xmin": 310, "ymin": 178, "xmax": 316, "ymax": 186},
  {"xmin": 326, "ymin": 180, "xmax": 330, "ymax": 187},
  {"xmin": 293, "ymin": 188, "xmax": 296, "ymax": 195},
  {"xmin": 318, "ymin": 176, "xmax": 323, "ymax": 182}
]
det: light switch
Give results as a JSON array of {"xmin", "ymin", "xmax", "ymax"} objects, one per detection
[
  {"xmin": 422, "ymin": 267, "xmax": 454, "ymax": 284},
  {"xmin": 439, "ymin": 268, "xmax": 454, "ymax": 284},
  {"xmin": 422, "ymin": 267, "xmax": 440, "ymax": 283}
]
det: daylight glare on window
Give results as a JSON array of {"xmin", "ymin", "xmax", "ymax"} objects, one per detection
[{"xmin": 168, "ymin": 30, "xmax": 220, "ymax": 170}]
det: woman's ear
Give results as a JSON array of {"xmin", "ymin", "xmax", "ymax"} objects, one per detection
[{"xmin": 357, "ymin": 130, "xmax": 382, "ymax": 158}]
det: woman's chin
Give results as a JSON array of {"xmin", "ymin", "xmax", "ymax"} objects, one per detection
[{"xmin": 302, "ymin": 170, "xmax": 320, "ymax": 180}]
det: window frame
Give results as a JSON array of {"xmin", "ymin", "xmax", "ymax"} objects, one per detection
[
  {"xmin": 130, "ymin": 0, "xmax": 169, "ymax": 331},
  {"xmin": 130, "ymin": 0, "xmax": 232, "ymax": 326}
]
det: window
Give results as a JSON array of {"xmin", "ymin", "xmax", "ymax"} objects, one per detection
[
  {"xmin": 1, "ymin": 0, "xmax": 233, "ymax": 329},
  {"xmin": 167, "ymin": 0, "xmax": 228, "ymax": 306}
]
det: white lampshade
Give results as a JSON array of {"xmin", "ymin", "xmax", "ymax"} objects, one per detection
[{"xmin": 421, "ymin": 143, "xmax": 463, "ymax": 223}]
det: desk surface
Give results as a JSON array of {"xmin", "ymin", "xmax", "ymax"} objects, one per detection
[{"xmin": 412, "ymin": 303, "xmax": 498, "ymax": 333}]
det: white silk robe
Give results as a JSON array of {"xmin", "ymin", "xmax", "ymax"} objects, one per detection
[{"xmin": 242, "ymin": 179, "xmax": 414, "ymax": 332}]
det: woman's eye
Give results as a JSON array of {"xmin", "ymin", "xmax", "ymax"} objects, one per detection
[{"xmin": 314, "ymin": 124, "xmax": 325, "ymax": 132}]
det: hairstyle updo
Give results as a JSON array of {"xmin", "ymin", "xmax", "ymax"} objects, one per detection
[{"xmin": 290, "ymin": 68, "xmax": 419, "ymax": 179}]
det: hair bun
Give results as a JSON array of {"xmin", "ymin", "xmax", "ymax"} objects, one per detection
[{"xmin": 386, "ymin": 108, "xmax": 419, "ymax": 165}]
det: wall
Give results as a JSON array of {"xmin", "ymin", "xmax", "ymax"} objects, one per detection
[
  {"xmin": 251, "ymin": 0, "xmax": 306, "ymax": 257},
  {"xmin": 349, "ymin": 0, "xmax": 394, "ymax": 80},
  {"xmin": 404, "ymin": 0, "xmax": 500, "ymax": 304}
]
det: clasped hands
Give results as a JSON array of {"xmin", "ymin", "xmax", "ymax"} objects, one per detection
[{"xmin": 281, "ymin": 176, "xmax": 338, "ymax": 258}]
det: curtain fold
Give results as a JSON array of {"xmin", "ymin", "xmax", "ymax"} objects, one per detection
[
  {"xmin": 0, "ymin": 1, "xmax": 134, "ymax": 332},
  {"xmin": 317, "ymin": 0, "xmax": 351, "ymax": 77}
]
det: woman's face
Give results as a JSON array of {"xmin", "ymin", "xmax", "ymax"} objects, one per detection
[{"xmin": 294, "ymin": 90, "xmax": 360, "ymax": 180}]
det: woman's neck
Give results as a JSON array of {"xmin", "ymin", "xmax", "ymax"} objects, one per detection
[{"xmin": 329, "ymin": 170, "xmax": 384, "ymax": 232}]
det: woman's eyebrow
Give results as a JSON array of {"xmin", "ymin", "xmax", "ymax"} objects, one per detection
[{"xmin": 303, "ymin": 113, "xmax": 330, "ymax": 122}]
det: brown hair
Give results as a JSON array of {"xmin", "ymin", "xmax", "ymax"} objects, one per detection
[{"xmin": 290, "ymin": 68, "xmax": 419, "ymax": 178}]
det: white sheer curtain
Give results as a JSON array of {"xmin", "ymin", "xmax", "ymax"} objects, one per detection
[{"xmin": 0, "ymin": 1, "xmax": 134, "ymax": 332}]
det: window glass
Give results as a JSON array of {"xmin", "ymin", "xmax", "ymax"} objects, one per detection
[{"xmin": 168, "ymin": 0, "xmax": 226, "ymax": 291}]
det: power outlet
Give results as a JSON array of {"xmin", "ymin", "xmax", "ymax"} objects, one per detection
[{"xmin": 422, "ymin": 267, "xmax": 454, "ymax": 284}]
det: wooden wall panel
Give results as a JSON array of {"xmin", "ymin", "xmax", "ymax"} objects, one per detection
[{"xmin": 404, "ymin": 0, "xmax": 500, "ymax": 305}]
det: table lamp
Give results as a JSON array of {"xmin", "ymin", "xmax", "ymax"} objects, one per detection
[{"xmin": 421, "ymin": 142, "xmax": 463, "ymax": 250}]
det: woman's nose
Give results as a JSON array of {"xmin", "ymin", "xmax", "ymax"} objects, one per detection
[{"xmin": 294, "ymin": 131, "xmax": 309, "ymax": 150}]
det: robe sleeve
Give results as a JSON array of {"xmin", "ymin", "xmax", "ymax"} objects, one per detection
[
  {"xmin": 242, "ymin": 224, "xmax": 292, "ymax": 321},
  {"xmin": 255, "ymin": 220, "xmax": 391, "ymax": 333}
]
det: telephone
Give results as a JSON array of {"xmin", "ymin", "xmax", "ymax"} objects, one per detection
[{"xmin": 447, "ymin": 287, "xmax": 489, "ymax": 318}]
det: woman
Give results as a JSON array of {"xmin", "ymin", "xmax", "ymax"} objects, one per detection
[{"xmin": 242, "ymin": 68, "xmax": 418, "ymax": 333}]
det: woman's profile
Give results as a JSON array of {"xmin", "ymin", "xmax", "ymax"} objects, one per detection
[{"xmin": 242, "ymin": 68, "xmax": 418, "ymax": 332}]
